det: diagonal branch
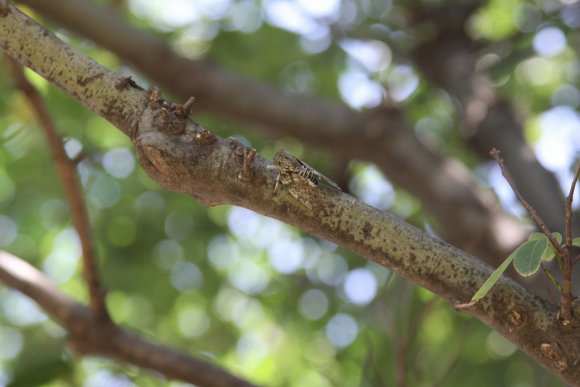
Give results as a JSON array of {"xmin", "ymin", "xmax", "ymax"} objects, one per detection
[
  {"xmin": 0, "ymin": 251, "xmax": 255, "ymax": 387},
  {"xmin": 5, "ymin": 56, "xmax": 110, "ymax": 322},
  {"xmin": 16, "ymin": 0, "xmax": 528, "ymax": 265}
]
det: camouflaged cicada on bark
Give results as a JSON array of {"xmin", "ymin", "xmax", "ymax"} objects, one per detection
[{"xmin": 271, "ymin": 148, "xmax": 340, "ymax": 213}]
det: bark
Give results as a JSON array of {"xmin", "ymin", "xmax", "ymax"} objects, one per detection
[
  {"xmin": 1, "ymin": 3, "xmax": 579, "ymax": 384},
  {"xmin": 16, "ymin": 0, "xmax": 531, "ymax": 268}
]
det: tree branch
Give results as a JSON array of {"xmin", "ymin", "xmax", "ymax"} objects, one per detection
[
  {"xmin": 5, "ymin": 56, "xmax": 110, "ymax": 322},
  {"xmin": 2, "ymin": 2, "xmax": 580, "ymax": 384},
  {"xmin": 1, "ymin": 0, "xmax": 146, "ymax": 135},
  {"xmin": 16, "ymin": 0, "xmax": 529, "ymax": 265},
  {"xmin": 0, "ymin": 251, "xmax": 255, "ymax": 387}
]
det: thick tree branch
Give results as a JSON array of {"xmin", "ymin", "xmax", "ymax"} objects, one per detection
[
  {"xmin": 16, "ymin": 0, "xmax": 529, "ymax": 265},
  {"xmin": 131, "ymin": 106, "xmax": 580, "ymax": 383},
  {"xmin": 0, "ymin": 251, "xmax": 255, "ymax": 387},
  {"xmin": 2, "ymin": 2, "xmax": 580, "ymax": 384},
  {"xmin": 6, "ymin": 57, "xmax": 110, "ymax": 322}
]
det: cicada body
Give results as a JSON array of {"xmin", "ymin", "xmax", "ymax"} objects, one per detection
[{"xmin": 270, "ymin": 149, "xmax": 341, "ymax": 213}]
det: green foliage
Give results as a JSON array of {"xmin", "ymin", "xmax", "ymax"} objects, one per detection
[
  {"xmin": 6, "ymin": 331, "xmax": 71, "ymax": 387},
  {"xmin": 470, "ymin": 0, "xmax": 521, "ymax": 40},
  {"xmin": 470, "ymin": 233, "xmax": 563, "ymax": 304},
  {"xmin": 210, "ymin": 25, "xmax": 305, "ymax": 82}
]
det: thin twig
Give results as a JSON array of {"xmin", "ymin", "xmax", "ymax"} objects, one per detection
[
  {"xmin": 6, "ymin": 57, "xmax": 110, "ymax": 322},
  {"xmin": 491, "ymin": 148, "xmax": 574, "ymax": 323},
  {"xmin": 490, "ymin": 149, "xmax": 567, "ymax": 259},
  {"xmin": 565, "ymin": 163, "xmax": 580, "ymax": 248},
  {"xmin": 561, "ymin": 162, "xmax": 580, "ymax": 322}
]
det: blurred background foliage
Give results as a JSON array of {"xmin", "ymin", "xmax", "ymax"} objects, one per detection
[{"xmin": 1, "ymin": 0, "xmax": 579, "ymax": 385}]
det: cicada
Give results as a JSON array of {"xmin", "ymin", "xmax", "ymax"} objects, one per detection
[{"xmin": 271, "ymin": 149, "xmax": 340, "ymax": 211}]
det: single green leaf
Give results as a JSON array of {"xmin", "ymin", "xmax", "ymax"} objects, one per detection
[
  {"xmin": 526, "ymin": 232, "xmax": 561, "ymax": 262},
  {"xmin": 470, "ymin": 247, "xmax": 519, "ymax": 303},
  {"xmin": 572, "ymin": 237, "xmax": 580, "ymax": 247},
  {"xmin": 528, "ymin": 232, "xmax": 560, "ymax": 243},
  {"xmin": 528, "ymin": 232, "xmax": 546, "ymax": 241},
  {"xmin": 542, "ymin": 245, "xmax": 556, "ymax": 262},
  {"xmin": 513, "ymin": 237, "xmax": 549, "ymax": 276}
]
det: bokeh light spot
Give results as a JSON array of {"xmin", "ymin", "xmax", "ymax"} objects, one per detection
[
  {"xmin": 268, "ymin": 239, "xmax": 304, "ymax": 274},
  {"xmin": 0, "ymin": 215, "xmax": 17, "ymax": 247},
  {"xmin": 228, "ymin": 207, "xmax": 260, "ymax": 240},
  {"xmin": 88, "ymin": 175, "xmax": 122, "ymax": 208},
  {"xmin": 164, "ymin": 211, "xmax": 194, "ymax": 241},
  {"xmin": 316, "ymin": 254, "xmax": 348, "ymax": 286},
  {"xmin": 228, "ymin": 261, "xmax": 270, "ymax": 295},
  {"xmin": 0, "ymin": 327, "xmax": 23, "ymax": 360},
  {"xmin": 326, "ymin": 313, "xmax": 358, "ymax": 348},
  {"xmin": 343, "ymin": 268, "xmax": 377, "ymax": 305},
  {"xmin": 1, "ymin": 291, "xmax": 47, "ymax": 326},
  {"xmin": 178, "ymin": 305, "xmax": 210, "ymax": 338},
  {"xmin": 153, "ymin": 239, "xmax": 185, "ymax": 269},
  {"xmin": 42, "ymin": 228, "xmax": 81, "ymax": 284},
  {"xmin": 103, "ymin": 148, "xmax": 135, "ymax": 179},
  {"xmin": 298, "ymin": 289, "xmax": 329, "ymax": 320},
  {"xmin": 170, "ymin": 262, "xmax": 203, "ymax": 291},
  {"xmin": 533, "ymin": 27, "xmax": 566, "ymax": 57}
]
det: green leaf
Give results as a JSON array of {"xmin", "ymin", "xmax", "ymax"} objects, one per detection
[
  {"xmin": 542, "ymin": 245, "xmax": 556, "ymax": 262},
  {"xmin": 469, "ymin": 233, "xmax": 556, "ymax": 304},
  {"xmin": 470, "ymin": 248, "xmax": 518, "ymax": 303},
  {"xmin": 527, "ymin": 232, "xmax": 561, "ymax": 262},
  {"xmin": 572, "ymin": 237, "xmax": 580, "ymax": 248},
  {"xmin": 513, "ymin": 237, "xmax": 549, "ymax": 276},
  {"xmin": 528, "ymin": 232, "xmax": 560, "ymax": 243},
  {"xmin": 528, "ymin": 232, "xmax": 546, "ymax": 241}
]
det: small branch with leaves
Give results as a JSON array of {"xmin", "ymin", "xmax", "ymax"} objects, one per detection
[{"xmin": 459, "ymin": 149, "xmax": 580, "ymax": 324}]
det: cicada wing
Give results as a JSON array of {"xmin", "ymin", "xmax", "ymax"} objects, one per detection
[{"xmin": 295, "ymin": 157, "xmax": 341, "ymax": 191}]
